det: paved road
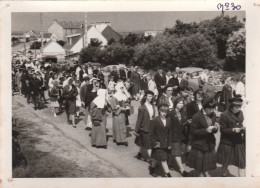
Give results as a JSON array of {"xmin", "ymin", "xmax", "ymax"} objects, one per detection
[{"xmin": 12, "ymin": 93, "xmax": 241, "ymax": 177}]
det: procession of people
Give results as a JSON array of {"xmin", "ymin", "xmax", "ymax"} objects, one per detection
[{"xmin": 12, "ymin": 59, "xmax": 246, "ymax": 177}]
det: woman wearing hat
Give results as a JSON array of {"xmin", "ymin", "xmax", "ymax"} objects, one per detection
[
  {"xmin": 134, "ymin": 90, "xmax": 155, "ymax": 161},
  {"xmin": 216, "ymin": 96, "xmax": 245, "ymax": 177},
  {"xmin": 187, "ymin": 97, "xmax": 218, "ymax": 177},
  {"xmin": 110, "ymin": 82, "xmax": 131, "ymax": 146},
  {"xmin": 90, "ymin": 89, "xmax": 111, "ymax": 149},
  {"xmin": 168, "ymin": 97, "xmax": 190, "ymax": 177},
  {"xmin": 149, "ymin": 103, "xmax": 171, "ymax": 177},
  {"xmin": 63, "ymin": 77, "xmax": 78, "ymax": 128}
]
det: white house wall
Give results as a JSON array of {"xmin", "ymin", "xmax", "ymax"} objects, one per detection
[
  {"xmin": 69, "ymin": 26, "xmax": 108, "ymax": 54},
  {"xmin": 48, "ymin": 22, "xmax": 64, "ymax": 41},
  {"xmin": 87, "ymin": 26, "xmax": 108, "ymax": 46}
]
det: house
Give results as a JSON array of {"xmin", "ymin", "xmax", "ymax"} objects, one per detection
[
  {"xmin": 12, "ymin": 31, "xmax": 24, "ymax": 38},
  {"xmin": 144, "ymin": 30, "xmax": 163, "ymax": 37},
  {"xmin": 47, "ymin": 20, "xmax": 83, "ymax": 41},
  {"xmin": 64, "ymin": 22, "xmax": 121, "ymax": 57},
  {"xmin": 38, "ymin": 33, "xmax": 57, "ymax": 43},
  {"xmin": 41, "ymin": 40, "xmax": 66, "ymax": 61},
  {"xmin": 23, "ymin": 30, "xmax": 36, "ymax": 38}
]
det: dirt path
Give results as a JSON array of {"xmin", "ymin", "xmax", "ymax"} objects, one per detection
[
  {"xmin": 12, "ymin": 97, "xmax": 125, "ymax": 177},
  {"xmin": 12, "ymin": 94, "xmax": 240, "ymax": 177}
]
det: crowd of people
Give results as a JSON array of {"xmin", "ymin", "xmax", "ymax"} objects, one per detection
[{"xmin": 12, "ymin": 59, "xmax": 246, "ymax": 177}]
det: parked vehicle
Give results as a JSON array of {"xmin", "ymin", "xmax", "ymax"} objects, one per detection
[{"xmin": 179, "ymin": 67, "xmax": 204, "ymax": 91}]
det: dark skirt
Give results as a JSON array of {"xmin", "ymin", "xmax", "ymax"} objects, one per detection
[
  {"xmin": 170, "ymin": 141, "xmax": 184, "ymax": 156},
  {"xmin": 217, "ymin": 143, "xmax": 245, "ymax": 169},
  {"xmin": 134, "ymin": 131, "xmax": 152, "ymax": 149},
  {"xmin": 151, "ymin": 148, "xmax": 168, "ymax": 161},
  {"xmin": 187, "ymin": 148, "xmax": 217, "ymax": 173},
  {"xmin": 65, "ymin": 100, "xmax": 76, "ymax": 115}
]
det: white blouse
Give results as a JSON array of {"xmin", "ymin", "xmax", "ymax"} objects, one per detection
[{"xmin": 145, "ymin": 102, "xmax": 154, "ymax": 119}]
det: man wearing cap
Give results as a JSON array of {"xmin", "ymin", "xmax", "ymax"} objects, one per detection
[
  {"xmin": 187, "ymin": 96, "xmax": 218, "ymax": 177},
  {"xmin": 154, "ymin": 67, "xmax": 166, "ymax": 98}
]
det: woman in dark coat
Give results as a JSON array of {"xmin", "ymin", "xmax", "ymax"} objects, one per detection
[
  {"xmin": 130, "ymin": 67, "xmax": 141, "ymax": 100},
  {"xmin": 157, "ymin": 85, "xmax": 174, "ymax": 112},
  {"xmin": 216, "ymin": 96, "xmax": 245, "ymax": 177},
  {"xmin": 149, "ymin": 103, "xmax": 172, "ymax": 177},
  {"xmin": 187, "ymin": 97, "xmax": 218, "ymax": 177},
  {"xmin": 168, "ymin": 72, "xmax": 179, "ymax": 96},
  {"xmin": 20, "ymin": 70, "xmax": 30, "ymax": 96},
  {"xmin": 168, "ymin": 97, "xmax": 190, "ymax": 177},
  {"xmin": 134, "ymin": 90, "xmax": 155, "ymax": 161},
  {"xmin": 63, "ymin": 77, "xmax": 78, "ymax": 128},
  {"xmin": 219, "ymin": 77, "xmax": 234, "ymax": 111},
  {"xmin": 185, "ymin": 90, "xmax": 204, "ymax": 155}
]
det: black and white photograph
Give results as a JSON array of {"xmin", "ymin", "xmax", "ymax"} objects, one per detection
[
  {"xmin": 2, "ymin": 1, "xmax": 260, "ymax": 187},
  {"xmin": 10, "ymin": 11, "xmax": 247, "ymax": 178}
]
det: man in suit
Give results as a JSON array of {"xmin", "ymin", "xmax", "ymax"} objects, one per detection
[{"xmin": 154, "ymin": 67, "xmax": 166, "ymax": 98}]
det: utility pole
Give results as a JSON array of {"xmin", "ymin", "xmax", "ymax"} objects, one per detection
[
  {"xmin": 84, "ymin": 12, "xmax": 88, "ymax": 48},
  {"xmin": 40, "ymin": 13, "xmax": 43, "ymax": 49}
]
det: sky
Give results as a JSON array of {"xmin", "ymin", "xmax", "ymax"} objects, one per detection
[{"xmin": 12, "ymin": 11, "xmax": 245, "ymax": 33}]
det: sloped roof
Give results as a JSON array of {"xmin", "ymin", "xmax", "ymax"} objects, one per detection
[
  {"xmin": 63, "ymin": 33, "xmax": 84, "ymax": 51},
  {"xmin": 101, "ymin": 26, "xmax": 121, "ymax": 42},
  {"xmin": 57, "ymin": 20, "xmax": 83, "ymax": 29},
  {"xmin": 41, "ymin": 40, "xmax": 65, "ymax": 51},
  {"xmin": 43, "ymin": 33, "xmax": 53, "ymax": 39}
]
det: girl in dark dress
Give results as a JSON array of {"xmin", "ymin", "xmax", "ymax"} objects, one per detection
[
  {"xmin": 134, "ymin": 90, "xmax": 155, "ymax": 161},
  {"xmin": 187, "ymin": 97, "xmax": 218, "ymax": 177},
  {"xmin": 63, "ymin": 77, "xmax": 78, "ymax": 128},
  {"xmin": 217, "ymin": 96, "xmax": 245, "ymax": 177},
  {"xmin": 168, "ymin": 97, "xmax": 190, "ymax": 177},
  {"xmin": 149, "ymin": 103, "xmax": 171, "ymax": 177}
]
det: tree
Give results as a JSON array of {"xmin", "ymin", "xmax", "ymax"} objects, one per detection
[
  {"xmin": 164, "ymin": 20, "xmax": 199, "ymax": 36},
  {"xmin": 199, "ymin": 15, "xmax": 244, "ymax": 59},
  {"xmin": 121, "ymin": 33, "xmax": 142, "ymax": 46},
  {"xmin": 225, "ymin": 28, "xmax": 246, "ymax": 72},
  {"xmin": 107, "ymin": 38, "xmax": 116, "ymax": 45},
  {"xmin": 30, "ymin": 41, "xmax": 41, "ymax": 49},
  {"xmin": 79, "ymin": 46, "xmax": 102, "ymax": 64},
  {"xmin": 89, "ymin": 38, "xmax": 102, "ymax": 47},
  {"xmin": 100, "ymin": 43, "xmax": 134, "ymax": 66},
  {"xmin": 133, "ymin": 33, "xmax": 216, "ymax": 70},
  {"xmin": 57, "ymin": 40, "xmax": 65, "ymax": 46}
]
